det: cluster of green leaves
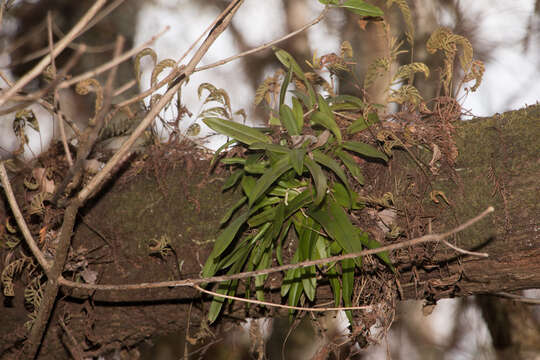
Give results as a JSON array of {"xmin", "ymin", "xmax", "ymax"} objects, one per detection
[{"xmin": 202, "ymin": 46, "xmax": 394, "ymax": 323}]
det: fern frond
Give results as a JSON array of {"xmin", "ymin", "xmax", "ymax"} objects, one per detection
[
  {"xmin": 387, "ymin": 84, "xmax": 423, "ymax": 105},
  {"xmin": 150, "ymin": 58, "xmax": 176, "ymax": 87},
  {"xmin": 387, "ymin": 0, "xmax": 414, "ymax": 46},
  {"xmin": 134, "ymin": 48, "xmax": 157, "ymax": 86}
]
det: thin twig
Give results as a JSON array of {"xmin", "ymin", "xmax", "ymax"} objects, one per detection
[
  {"xmin": 193, "ymin": 284, "xmax": 371, "ymax": 312},
  {"xmin": 195, "ymin": 7, "xmax": 329, "ymax": 73},
  {"xmin": 0, "ymin": 0, "xmax": 108, "ymax": 106},
  {"xmin": 0, "ymin": 162, "xmax": 52, "ymax": 273},
  {"xmin": 59, "ymin": 26, "xmax": 170, "ymax": 90},
  {"xmin": 495, "ymin": 292, "xmax": 540, "ymax": 305},
  {"xmin": 57, "ymin": 207, "xmax": 494, "ymax": 292}
]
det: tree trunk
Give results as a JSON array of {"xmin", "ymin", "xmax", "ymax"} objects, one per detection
[{"xmin": 0, "ymin": 104, "xmax": 538, "ymax": 358}]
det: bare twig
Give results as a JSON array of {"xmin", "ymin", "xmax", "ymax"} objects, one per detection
[
  {"xmin": 58, "ymin": 318, "xmax": 84, "ymax": 360},
  {"xmin": 193, "ymin": 284, "xmax": 371, "ymax": 312},
  {"xmin": 0, "ymin": 0, "xmax": 108, "ymax": 106},
  {"xmin": 495, "ymin": 292, "xmax": 540, "ymax": 305},
  {"xmin": 194, "ymin": 7, "xmax": 329, "ymax": 73},
  {"xmin": 59, "ymin": 26, "xmax": 170, "ymax": 90},
  {"xmin": 0, "ymin": 162, "xmax": 52, "ymax": 273},
  {"xmin": 57, "ymin": 207, "xmax": 494, "ymax": 292}
]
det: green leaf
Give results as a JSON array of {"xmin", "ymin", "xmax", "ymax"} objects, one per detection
[
  {"xmin": 319, "ymin": 0, "xmax": 339, "ymax": 4},
  {"xmin": 211, "ymin": 139, "xmax": 236, "ymax": 167},
  {"xmin": 276, "ymin": 219, "xmax": 292, "ymax": 266},
  {"xmin": 331, "ymin": 94, "xmax": 365, "ymax": 109},
  {"xmin": 249, "ymin": 156, "xmax": 293, "ymax": 206},
  {"xmin": 219, "ymin": 196, "xmax": 247, "ymax": 225},
  {"xmin": 204, "ymin": 117, "xmax": 271, "ymax": 145},
  {"xmin": 281, "ymin": 251, "xmax": 300, "ymax": 297},
  {"xmin": 332, "ymin": 182, "xmax": 355, "ymax": 209},
  {"xmin": 358, "ymin": 230, "xmax": 394, "ymax": 271},
  {"xmin": 342, "ymin": 141, "xmax": 388, "ymax": 162},
  {"xmin": 341, "ymin": 0, "xmax": 384, "ymax": 17},
  {"xmin": 291, "ymin": 97, "xmax": 304, "ymax": 132},
  {"xmin": 202, "ymin": 212, "xmax": 249, "ymax": 277},
  {"xmin": 311, "ymin": 111, "xmax": 342, "ymax": 144},
  {"xmin": 248, "ymin": 207, "xmax": 276, "ymax": 227},
  {"xmin": 250, "ymin": 142, "xmax": 291, "ymax": 155},
  {"xmin": 280, "ymin": 104, "xmax": 300, "ymax": 136},
  {"xmin": 284, "ymin": 188, "xmax": 314, "ymax": 218},
  {"xmin": 274, "ymin": 48, "xmax": 306, "ymax": 81},
  {"xmin": 336, "ymin": 149, "xmax": 365, "ymax": 185},
  {"xmin": 347, "ymin": 112, "xmax": 379, "ymax": 134},
  {"xmin": 304, "ymin": 157, "xmax": 327, "ymax": 206},
  {"xmin": 280, "ymin": 68, "xmax": 293, "ymax": 107},
  {"xmin": 245, "ymin": 154, "xmax": 268, "ymax": 174},
  {"xmin": 222, "ymin": 169, "xmax": 244, "ymax": 191},
  {"xmin": 220, "ymin": 157, "xmax": 245, "ymax": 165},
  {"xmin": 208, "ymin": 281, "xmax": 230, "ymax": 323},
  {"xmin": 290, "ymin": 90, "xmax": 312, "ymax": 109},
  {"xmin": 289, "ymin": 148, "xmax": 306, "ymax": 175},
  {"xmin": 341, "ymin": 258, "xmax": 354, "ymax": 322},
  {"xmin": 312, "ymin": 150, "xmax": 351, "ymax": 193},
  {"xmin": 307, "ymin": 198, "xmax": 363, "ymax": 267},
  {"xmin": 241, "ymin": 175, "xmax": 256, "ymax": 198},
  {"xmin": 255, "ymin": 245, "xmax": 272, "ymax": 301}
]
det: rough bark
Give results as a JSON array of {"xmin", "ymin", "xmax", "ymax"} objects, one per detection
[{"xmin": 0, "ymin": 104, "xmax": 538, "ymax": 358}]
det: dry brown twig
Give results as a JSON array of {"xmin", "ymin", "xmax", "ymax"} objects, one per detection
[{"xmin": 57, "ymin": 207, "xmax": 494, "ymax": 294}]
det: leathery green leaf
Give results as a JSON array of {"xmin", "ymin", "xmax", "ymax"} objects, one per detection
[
  {"xmin": 222, "ymin": 169, "xmax": 244, "ymax": 191},
  {"xmin": 307, "ymin": 198, "xmax": 363, "ymax": 267},
  {"xmin": 204, "ymin": 117, "xmax": 271, "ymax": 145},
  {"xmin": 311, "ymin": 111, "xmax": 342, "ymax": 144},
  {"xmin": 304, "ymin": 157, "xmax": 327, "ymax": 206},
  {"xmin": 276, "ymin": 219, "xmax": 292, "ymax": 266},
  {"xmin": 208, "ymin": 281, "xmax": 230, "ymax": 323},
  {"xmin": 284, "ymin": 188, "xmax": 313, "ymax": 218},
  {"xmin": 312, "ymin": 150, "xmax": 352, "ymax": 194},
  {"xmin": 341, "ymin": 0, "xmax": 384, "ymax": 17},
  {"xmin": 336, "ymin": 149, "xmax": 365, "ymax": 185},
  {"xmin": 358, "ymin": 230, "xmax": 394, "ymax": 271},
  {"xmin": 211, "ymin": 139, "xmax": 236, "ymax": 167},
  {"xmin": 281, "ymin": 251, "xmax": 300, "ymax": 297},
  {"xmin": 250, "ymin": 142, "xmax": 290, "ymax": 155},
  {"xmin": 291, "ymin": 97, "xmax": 304, "ymax": 132},
  {"xmin": 255, "ymin": 245, "xmax": 272, "ymax": 301},
  {"xmin": 342, "ymin": 141, "xmax": 388, "ymax": 162},
  {"xmin": 241, "ymin": 175, "xmax": 256, "ymax": 198},
  {"xmin": 297, "ymin": 218, "xmax": 318, "ymax": 301},
  {"xmin": 341, "ymin": 258, "xmax": 355, "ymax": 322},
  {"xmin": 280, "ymin": 68, "xmax": 293, "ymax": 107},
  {"xmin": 219, "ymin": 196, "xmax": 247, "ymax": 225},
  {"xmin": 274, "ymin": 48, "xmax": 306, "ymax": 81},
  {"xmin": 289, "ymin": 148, "xmax": 306, "ymax": 175},
  {"xmin": 249, "ymin": 156, "xmax": 292, "ymax": 206},
  {"xmin": 280, "ymin": 104, "xmax": 300, "ymax": 136},
  {"xmin": 347, "ymin": 112, "xmax": 379, "ymax": 134},
  {"xmin": 202, "ymin": 212, "xmax": 249, "ymax": 277}
]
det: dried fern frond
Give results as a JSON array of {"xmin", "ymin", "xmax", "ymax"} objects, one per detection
[
  {"xmin": 387, "ymin": 0, "xmax": 414, "ymax": 46},
  {"xmin": 151, "ymin": 58, "xmax": 176, "ymax": 87},
  {"xmin": 134, "ymin": 48, "xmax": 157, "ymax": 86},
  {"xmin": 387, "ymin": 84, "xmax": 423, "ymax": 105},
  {"xmin": 254, "ymin": 69, "xmax": 283, "ymax": 107},
  {"xmin": 427, "ymin": 27, "xmax": 474, "ymax": 95},
  {"xmin": 1, "ymin": 258, "xmax": 28, "ymax": 296},
  {"xmin": 391, "ymin": 62, "xmax": 430, "ymax": 84},
  {"xmin": 364, "ymin": 57, "xmax": 391, "ymax": 89},
  {"xmin": 463, "ymin": 59, "xmax": 485, "ymax": 92}
]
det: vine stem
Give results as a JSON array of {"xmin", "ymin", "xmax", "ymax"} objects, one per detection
[{"xmin": 57, "ymin": 207, "xmax": 493, "ymax": 292}]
